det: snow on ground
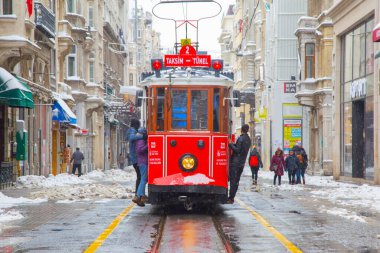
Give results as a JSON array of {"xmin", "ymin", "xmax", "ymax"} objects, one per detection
[
  {"xmin": 318, "ymin": 206, "xmax": 366, "ymax": 223},
  {"xmin": 0, "ymin": 192, "xmax": 47, "ymax": 225},
  {"xmin": 0, "ymin": 209, "xmax": 24, "ymax": 222}
]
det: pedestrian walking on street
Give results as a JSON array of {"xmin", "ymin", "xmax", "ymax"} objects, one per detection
[
  {"xmin": 118, "ymin": 153, "xmax": 125, "ymax": 170},
  {"xmin": 133, "ymin": 127, "xmax": 148, "ymax": 207},
  {"xmin": 71, "ymin": 147, "xmax": 84, "ymax": 177},
  {"xmin": 294, "ymin": 146, "xmax": 308, "ymax": 184},
  {"xmin": 270, "ymin": 148, "xmax": 285, "ymax": 185},
  {"xmin": 227, "ymin": 124, "xmax": 251, "ymax": 204},
  {"xmin": 127, "ymin": 118, "xmax": 143, "ymax": 195},
  {"xmin": 248, "ymin": 146, "xmax": 263, "ymax": 185},
  {"xmin": 63, "ymin": 144, "xmax": 72, "ymax": 173},
  {"xmin": 285, "ymin": 149, "xmax": 301, "ymax": 185}
]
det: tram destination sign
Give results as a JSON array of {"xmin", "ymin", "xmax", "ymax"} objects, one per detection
[{"xmin": 164, "ymin": 54, "xmax": 211, "ymax": 67}]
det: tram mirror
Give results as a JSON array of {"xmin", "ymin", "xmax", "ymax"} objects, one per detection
[
  {"xmin": 233, "ymin": 90, "xmax": 241, "ymax": 107},
  {"xmin": 135, "ymin": 90, "xmax": 143, "ymax": 107}
]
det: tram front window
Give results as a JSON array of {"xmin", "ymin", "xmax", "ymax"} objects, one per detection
[
  {"xmin": 191, "ymin": 90, "xmax": 208, "ymax": 130},
  {"xmin": 171, "ymin": 90, "xmax": 188, "ymax": 129}
]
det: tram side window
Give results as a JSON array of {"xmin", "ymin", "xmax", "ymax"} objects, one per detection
[
  {"xmin": 190, "ymin": 90, "xmax": 208, "ymax": 130},
  {"xmin": 171, "ymin": 90, "xmax": 188, "ymax": 129},
  {"xmin": 213, "ymin": 89, "xmax": 220, "ymax": 132},
  {"xmin": 156, "ymin": 88, "xmax": 165, "ymax": 131}
]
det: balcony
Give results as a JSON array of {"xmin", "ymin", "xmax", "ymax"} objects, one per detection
[
  {"xmin": 65, "ymin": 13, "xmax": 87, "ymax": 39},
  {"xmin": 34, "ymin": 2, "xmax": 55, "ymax": 38},
  {"xmin": 57, "ymin": 20, "xmax": 73, "ymax": 57}
]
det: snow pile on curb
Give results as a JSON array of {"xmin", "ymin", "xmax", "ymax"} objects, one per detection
[
  {"xmin": 17, "ymin": 174, "xmax": 92, "ymax": 188},
  {"xmin": 17, "ymin": 168, "xmax": 135, "ymax": 189},
  {"xmin": 31, "ymin": 183, "xmax": 134, "ymax": 201}
]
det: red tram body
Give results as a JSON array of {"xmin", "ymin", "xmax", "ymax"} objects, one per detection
[{"xmin": 138, "ymin": 66, "xmax": 236, "ymax": 207}]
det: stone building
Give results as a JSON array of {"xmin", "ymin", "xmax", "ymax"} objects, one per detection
[
  {"xmin": 328, "ymin": 0, "xmax": 380, "ymax": 184},
  {"xmin": 0, "ymin": 0, "xmax": 55, "ymax": 179},
  {"xmin": 295, "ymin": 0, "xmax": 334, "ymax": 175}
]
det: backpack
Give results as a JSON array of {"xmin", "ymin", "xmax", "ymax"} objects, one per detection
[
  {"xmin": 249, "ymin": 155, "xmax": 259, "ymax": 167},
  {"xmin": 296, "ymin": 154, "xmax": 304, "ymax": 164}
]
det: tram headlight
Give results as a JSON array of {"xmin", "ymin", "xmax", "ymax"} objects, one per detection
[{"xmin": 179, "ymin": 154, "xmax": 198, "ymax": 172}]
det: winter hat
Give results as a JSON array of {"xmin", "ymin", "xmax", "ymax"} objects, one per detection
[{"xmin": 130, "ymin": 118, "xmax": 140, "ymax": 129}]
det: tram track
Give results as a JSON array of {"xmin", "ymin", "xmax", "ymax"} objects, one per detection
[{"xmin": 149, "ymin": 206, "xmax": 235, "ymax": 253}]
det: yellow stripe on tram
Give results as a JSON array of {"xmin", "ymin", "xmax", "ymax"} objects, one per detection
[
  {"xmin": 84, "ymin": 203, "xmax": 135, "ymax": 253},
  {"xmin": 236, "ymin": 199, "xmax": 303, "ymax": 253}
]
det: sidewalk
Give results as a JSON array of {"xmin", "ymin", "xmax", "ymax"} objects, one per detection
[{"xmin": 242, "ymin": 166, "xmax": 380, "ymax": 224}]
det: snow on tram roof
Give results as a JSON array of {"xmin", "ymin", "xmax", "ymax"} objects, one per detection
[{"xmin": 140, "ymin": 68, "xmax": 234, "ymax": 87}]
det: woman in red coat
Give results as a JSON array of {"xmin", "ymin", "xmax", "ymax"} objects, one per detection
[{"xmin": 270, "ymin": 148, "xmax": 286, "ymax": 185}]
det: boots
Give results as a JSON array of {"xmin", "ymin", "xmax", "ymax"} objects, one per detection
[
  {"xmin": 252, "ymin": 179, "xmax": 257, "ymax": 185},
  {"xmin": 302, "ymin": 178, "xmax": 305, "ymax": 185}
]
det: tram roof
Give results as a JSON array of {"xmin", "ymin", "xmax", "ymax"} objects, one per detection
[{"xmin": 140, "ymin": 68, "xmax": 234, "ymax": 87}]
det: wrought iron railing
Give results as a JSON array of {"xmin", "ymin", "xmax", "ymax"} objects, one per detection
[
  {"xmin": 0, "ymin": 162, "xmax": 14, "ymax": 189},
  {"xmin": 35, "ymin": 2, "xmax": 55, "ymax": 38}
]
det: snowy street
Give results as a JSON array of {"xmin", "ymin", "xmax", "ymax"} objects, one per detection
[{"xmin": 0, "ymin": 167, "xmax": 379, "ymax": 252}]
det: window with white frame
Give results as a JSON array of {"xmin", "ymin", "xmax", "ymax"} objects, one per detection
[
  {"xmin": 0, "ymin": 0, "xmax": 12, "ymax": 14},
  {"xmin": 89, "ymin": 52, "xmax": 95, "ymax": 83},
  {"xmin": 67, "ymin": 45, "xmax": 77, "ymax": 77},
  {"xmin": 88, "ymin": 6, "xmax": 94, "ymax": 27},
  {"xmin": 67, "ymin": 0, "xmax": 75, "ymax": 13},
  {"xmin": 129, "ymin": 73, "xmax": 133, "ymax": 85}
]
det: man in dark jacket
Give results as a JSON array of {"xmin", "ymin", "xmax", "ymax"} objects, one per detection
[
  {"xmin": 285, "ymin": 149, "xmax": 300, "ymax": 185},
  {"xmin": 227, "ymin": 124, "xmax": 251, "ymax": 204},
  {"xmin": 127, "ymin": 118, "xmax": 143, "ymax": 196},
  {"xmin": 71, "ymin": 147, "xmax": 84, "ymax": 177}
]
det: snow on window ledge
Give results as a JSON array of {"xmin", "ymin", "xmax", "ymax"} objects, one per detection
[{"xmin": 0, "ymin": 14, "xmax": 17, "ymax": 21}]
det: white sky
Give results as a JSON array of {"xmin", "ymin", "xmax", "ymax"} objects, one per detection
[{"xmin": 139, "ymin": 0, "xmax": 236, "ymax": 57}]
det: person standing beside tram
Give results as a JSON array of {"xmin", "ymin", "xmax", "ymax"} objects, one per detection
[
  {"xmin": 127, "ymin": 119, "xmax": 143, "ymax": 198},
  {"xmin": 133, "ymin": 127, "xmax": 148, "ymax": 207},
  {"xmin": 227, "ymin": 124, "xmax": 251, "ymax": 204}
]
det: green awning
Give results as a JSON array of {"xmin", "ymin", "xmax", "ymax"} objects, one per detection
[{"xmin": 0, "ymin": 67, "xmax": 34, "ymax": 108}]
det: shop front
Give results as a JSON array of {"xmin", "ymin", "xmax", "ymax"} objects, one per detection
[
  {"xmin": 51, "ymin": 94, "xmax": 78, "ymax": 175},
  {"xmin": 341, "ymin": 17, "xmax": 375, "ymax": 180},
  {"xmin": 0, "ymin": 68, "xmax": 34, "ymax": 187}
]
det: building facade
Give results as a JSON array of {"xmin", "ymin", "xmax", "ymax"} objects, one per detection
[
  {"xmin": 295, "ymin": 0, "xmax": 334, "ymax": 175},
  {"xmin": 329, "ymin": 0, "xmax": 380, "ymax": 184},
  {"xmin": 0, "ymin": 0, "xmax": 55, "ymax": 180},
  {"xmin": 262, "ymin": 0, "xmax": 307, "ymax": 164}
]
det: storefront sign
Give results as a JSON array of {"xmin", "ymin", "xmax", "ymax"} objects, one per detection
[
  {"xmin": 350, "ymin": 78, "xmax": 366, "ymax": 100},
  {"xmin": 284, "ymin": 82, "xmax": 297, "ymax": 93},
  {"xmin": 283, "ymin": 119, "xmax": 302, "ymax": 155},
  {"xmin": 373, "ymin": 23, "xmax": 380, "ymax": 42}
]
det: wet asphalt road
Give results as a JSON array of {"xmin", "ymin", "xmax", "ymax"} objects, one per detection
[{"xmin": 1, "ymin": 174, "xmax": 380, "ymax": 253}]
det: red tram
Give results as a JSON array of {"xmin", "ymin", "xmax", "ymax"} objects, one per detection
[{"xmin": 135, "ymin": 55, "xmax": 239, "ymax": 209}]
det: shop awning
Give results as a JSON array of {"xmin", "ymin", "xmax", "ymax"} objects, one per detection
[
  {"xmin": 52, "ymin": 94, "xmax": 77, "ymax": 125},
  {"xmin": 0, "ymin": 67, "xmax": 34, "ymax": 108}
]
